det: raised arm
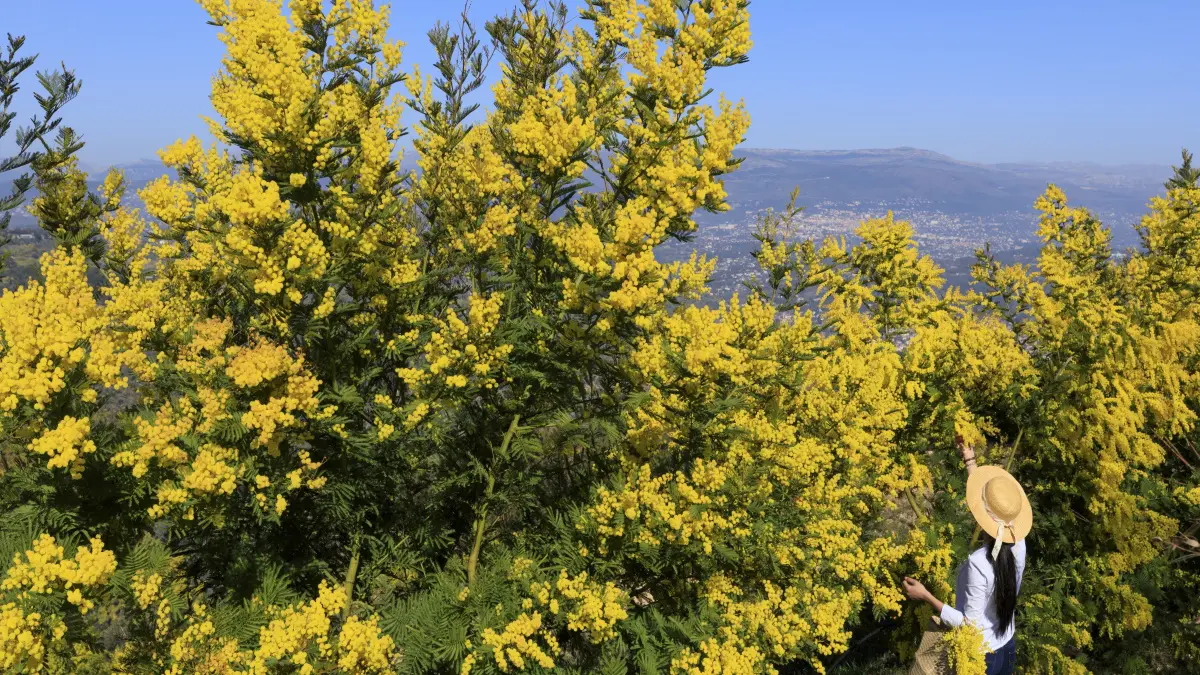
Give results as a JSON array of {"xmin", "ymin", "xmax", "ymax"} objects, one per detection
[
  {"xmin": 957, "ymin": 434, "xmax": 977, "ymax": 477},
  {"xmin": 900, "ymin": 436, "xmax": 983, "ymax": 619}
]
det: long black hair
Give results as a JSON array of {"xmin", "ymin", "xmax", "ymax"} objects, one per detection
[{"xmin": 983, "ymin": 534, "xmax": 1018, "ymax": 634}]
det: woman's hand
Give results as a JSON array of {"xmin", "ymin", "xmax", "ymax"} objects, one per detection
[
  {"xmin": 902, "ymin": 576, "xmax": 931, "ymax": 602},
  {"xmin": 903, "ymin": 576, "xmax": 945, "ymax": 614}
]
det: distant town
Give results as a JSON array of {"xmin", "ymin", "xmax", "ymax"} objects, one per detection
[{"xmin": 662, "ymin": 196, "xmax": 1144, "ymax": 300}]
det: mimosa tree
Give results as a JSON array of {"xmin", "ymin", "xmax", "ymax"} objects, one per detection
[{"xmin": 1, "ymin": 2, "xmax": 1197, "ymax": 674}]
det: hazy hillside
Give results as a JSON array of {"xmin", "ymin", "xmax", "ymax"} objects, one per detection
[
  {"xmin": 4, "ymin": 148, "xmax": 1170, "ymax": 297},
  {"xmin": 715, "ymin": 147, "xmax": 1163, "ymax": 220},
  {"xmin": 81, "ymin": 158, "xmax": 178, "ymax": 184}
]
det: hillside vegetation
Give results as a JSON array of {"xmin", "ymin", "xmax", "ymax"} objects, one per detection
[{"xmin": 1, "ymin": 2, "xmax": 1198, "ymax": 674}]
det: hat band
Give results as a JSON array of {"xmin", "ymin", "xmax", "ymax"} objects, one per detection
[{"xmin": 981, "ymin": 488, "xmax": 1017, "ymax": 558}]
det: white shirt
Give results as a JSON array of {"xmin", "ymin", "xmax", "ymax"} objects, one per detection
[{"xmin": 939, "ymin": 539, "xmax": 1026, "ymax": 651}]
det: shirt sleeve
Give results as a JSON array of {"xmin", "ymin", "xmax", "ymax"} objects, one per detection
[
  {"xmin": 1014, "ymin": 539, "xmax": 1027, "ymax": 593},
  {"xmin": 939, "ymin": 599, "xmax": 965, "ymax": 627},
  {"xmin": 939, "ymin": 559, "xmax": 989, "ymax": 629}
]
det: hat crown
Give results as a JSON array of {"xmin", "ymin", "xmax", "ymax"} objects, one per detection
[{"xmin": 983, "ymin": 477, "xmax": 1023, "ymax": 521}]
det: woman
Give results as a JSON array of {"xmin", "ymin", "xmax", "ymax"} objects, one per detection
[{"xmin": 902, "ymin": 438, "xmax": 1031, "ymax": 675}]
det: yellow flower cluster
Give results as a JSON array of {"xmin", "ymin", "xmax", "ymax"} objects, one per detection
[
  {"xmin": 554, "ymin": 197, "xmax": 682, "ymax": 317},
  {"xmin": 0, "ymin": 603, "xmax": 47, "ymax": 672},
  {"xmin": 1030, "ymin": 187, "xmax": 1196, "ymax": 627},
  {"xmin": 327, "ymin": 0, "xmax": 397, "ymax": 67},
  {"xmin": 27, "ymin": 416, "xmax": 96, "ymax": 478},
  {"xmin": 97, "ymin": 199, "xmax": 149, "ymax": 268},
  {"xmin": 180, "ymin": 444, "xmax": 240, "ymax": 495},
  {"xmin": 2, "ymin": 535, "xmax": 117, "ymax": 615},
  {"xmin": 549, "ymin": 570, "xmax": 628, "ymax": 642},
  {"xmin": 506, "ymin": 77, "xmax": 598, "ymax": 176},
  {"xmin": 201, "ymin": 0, "xmax": 315, "ymax": 154},
  {"xmin": 0, "ymin": 249, "xmax": 100, "ymax": 411},
  {"xmin": 849, "ymin": 213, "xmax": 945, "ymax": 324},
  {"xmin": 160, "ymin": 582, "xmax": 395, "ymax": 674},
  {"xmin": 160, "ymin": 602, "xmax": 234, "ymax": 675},
  {"xmin": 176, "ymin": 318, "xmax": 233, "ymax": 377},
  {"xmin": 1126, "ymin": 185, "xmax": 1200, "ymax": 321},
  {"xmin": 193, "ymin": 0, "xmax": 411, "ymax": 290},
  {"xmin": 586, "ymin": 462, "xmax": 744, "ymax": 554},
  {"xmin": 336, "ymin": 615, "xmax": 398, "ymax": 673},
  {"xmin": 313, "ymin": 287, "xmax": 338, "ymax": 320},
  {"xmin": 905, "ymin": 310, "xmax": 1034, "ymax": 393},
  {"xmin": 146, "ymin": 143, "xmax": 336, "ymax": 323},
  {"xmin": 0, "ymin": 228, "xmax": 177, "ymax": 426},
  {"xmin": 670, "ymin": 636, "xmax": 765, "ymax": 675},
  {"xmin": 617, "ymin": 0, "xmax": 752, "ymax": 110},
  {"xmin": 251, "ymin": 581, "xmax": 346, "ymax": 669},
  {"xmin": 683, "ymin": 553, "xmax": 922, "ymax": 674},
  {"xmin": 575, "ymin": 196, "xmax": 955, "ymax": 670},
  {"xmin": 252, "ymin": 449, "xmax": 323, "ymax": 516},
  {"xmin": 409, "ymin": 120, "xmax": 528, "ymax": 258},
  {"xmin": 401, "ymin": 293, "xmax": 512, "ymax": 393},
  {"xmin": 213, "ymin": 166, "xmax": 290, "ymax": 228},
  {"xmin": 95, "ymin": 276, "xmax": 179, "ymax": 380},
  {"xmin": 26, "ymin": 157, "xmax": 92, "ymax": 237},
  {"xmin": 155, "ymin": 597, "xmax": 174, "ymax": 641},
  {"xmin": 479, "ymin": 0, "xmax": 750, "ymax": 330},
  {"xmin": 622, "ymin": 296, "xmax": 778, "ymax": 452},
  {"xmin": 100, "ymin": 325, "xmax": 324, "ymax": 520},
  {"xmin": 941, "ymin": 622, "xmax": 991, "ymax": 675},
  {"xmin": 227, "ymin": 341, "xmax": 322, "ymax": 447},
  {"xmin": 664, "ymin": 251, "xmax": 719, "ymax": 301},
  {"xmin": 479, "ymin": 611, "xmax": 559, "ymax": 672},
  {"xmin": 471, "ymin": 568, "xmax": 627, "ymax": 672},
  {"xmin": 591, "ymin": 0, "xmax": 639, "ymax": 44},
  {"xmin": 131, "ymin": 571, "xmax": 164, "ymax": 610},
  {"xmin": 217, "ymin": 173, "xmax": 298, "ymax": 296},
  {"xmin": 226, "ymin": 340, "xmax": 294, "ymax": 388},
  {"xmin": 257, "ymin": 583, "xmax": 394, "ymax": 674},
  {"xmin": 113, "ymin": 399, "xmax": 196, "ymax": 479}
]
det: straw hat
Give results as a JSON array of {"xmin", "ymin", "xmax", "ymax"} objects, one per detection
[{"xmin": 966, "ymin": 466, "xmax": 1032, "ymax": 550}]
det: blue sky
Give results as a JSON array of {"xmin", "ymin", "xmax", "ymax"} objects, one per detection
[{"xmin": 3, "ymin": 0, "xmax": 1198, "ymax": 167}]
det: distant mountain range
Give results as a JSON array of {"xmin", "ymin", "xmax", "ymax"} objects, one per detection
[
  {"xmin": 716, "ymin": 147, "xmax": 1166, "ymax": 220},
  {"xmin": 2, "ymin": 146, "xmax": 1167, "ymax": 227},
  {"xmin": 80, "ymin": 158, "xmax": 177, "ymax": 184}
]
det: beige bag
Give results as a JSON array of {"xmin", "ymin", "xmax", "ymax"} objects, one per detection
[{"xmin": 909, "ymin": 615, "xmax": 951, "ymax": 675}]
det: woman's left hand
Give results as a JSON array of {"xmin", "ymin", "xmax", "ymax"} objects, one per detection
[{"xmin": 902, "ymin": 576, "xmax": 929, "ymax": 602}]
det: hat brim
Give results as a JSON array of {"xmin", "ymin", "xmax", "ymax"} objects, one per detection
[{"xmin": 965, "ymin": 465, "xmax": 1032, "ymax": 543}]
